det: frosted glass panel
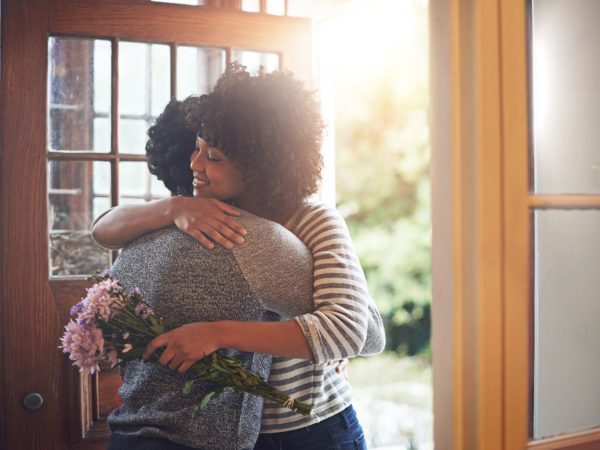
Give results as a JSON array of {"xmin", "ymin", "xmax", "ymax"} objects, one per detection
[
  {"xmin": 531, "ymin": 0, "xmax": 600, "ymax": 194},
  {"xmin": 47, "ymin": 37, "xmax": 111, "ymax": 152},
  {"xmin": 533, "ymin": 209, "xmax": 600, "ymax": 438},
  {"xmin": 48, "ymin": 160, "xmax": 111, "ymax": 276},
  {"xmin": 177, "ymin": 46, "xmax": 225, "ymax": 99}
]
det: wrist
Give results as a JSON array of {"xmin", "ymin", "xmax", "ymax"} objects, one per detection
[
  {"xmin": 211, "ymin": 321, "xmax": 235, "ymax": 349},
  {"xmin": 164, "ymin": 196, "xmax": 180, "ymax": 224}
]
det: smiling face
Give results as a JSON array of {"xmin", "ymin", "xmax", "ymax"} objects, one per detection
[{"xmin": 190, "ymin": 137, "xmax": 252, "ymax": 207}]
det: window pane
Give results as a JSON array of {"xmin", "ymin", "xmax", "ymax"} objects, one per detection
[
  {"xmin": 533, "ymin": 209, "xmax": 600, "ymax": 438},
  {"xmin": 241, "ymin": 0, "xmax": 260, "ymax": 12},
  {"xmin": 119, "ymin": 161, "xmax": 147, "ymax": 198},
  {"xmin": 48, "ymin": 37, "xmax": 111, "ymax": 152},
  {"xmin": 48, "ymin": 160, "xmax": 111, "ymax": 276},
  {"xmin": 93, "ymin": 117, "xmax": 111, "ymax": 154},
  {"xmin": 287, "ymin": 0, "xmax": 309, "ymax": 17},
  {"xmin": 151, "ymin": 0, "xmax": 203, "ymax": 4},
  {"xmin": 119, "ymin": 119, "xmax": 148, "ymax": 155},
  {"xmin": 151, "ymin": 44, "xmax": 172, "ymax": 117},
  {"xmin": 119, "ymin": 161, "xmax": 171, "ymax": 203},
  {"xmin": 531, "ymin": 0, "xmax": 600, "ymax": 194},
  {"xmin": 119, "ymin": 42, "xmax": 147, "ymax": 116},
  {"xmin": 94, "ymin": 40, "xmax": 112, "ymax": 115},
  {"xmin": 266, "ymin": 0, "xmax": 285, "ymax": 15},
  {"xmin": 231, "ymin": 50, "xmax": 280, "ymax": 75},
  {"xmin": 119, "ymin": 41, "xmax": 170, "ymax": 118},
  {"xmin": 177, "ymin": 46, "xmax": 225, "ymax": 99},
  {"xmin": 151, "ymin": 175, "xmax": 172, "ymax": 198}
]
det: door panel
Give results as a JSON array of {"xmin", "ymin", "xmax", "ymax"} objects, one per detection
[{"xmin": 1, "ymin": 1, "xmax": 312, "ymax": 448}]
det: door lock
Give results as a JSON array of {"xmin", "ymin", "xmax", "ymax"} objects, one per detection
[{"xmin": 22, "ymin": 392, "xmax": 44, "ymax": 411}]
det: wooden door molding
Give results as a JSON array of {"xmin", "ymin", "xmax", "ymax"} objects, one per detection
[
  {"xmin": 49, "ymin": 0, "xmax": 312, "ymax": 83},
  {"xmin": 0, "ymin": 0, "xmax": 65, "ymax": 448},
  {"xmin": 449, "ymin": 0, "xmax": 530, "ymax": 448}
]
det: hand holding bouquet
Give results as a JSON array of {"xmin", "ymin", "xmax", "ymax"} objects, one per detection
[{"xmin": 59, "ymin": 271, "xmax": 311, "ymax": 416}]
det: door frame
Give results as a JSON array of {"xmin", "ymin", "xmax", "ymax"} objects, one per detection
[{"xmin": 433, "ymin": 0, "xmax": 600, "ymax": 448}]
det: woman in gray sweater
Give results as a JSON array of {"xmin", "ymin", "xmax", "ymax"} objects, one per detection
[{"xmin": 93, "ymin": 64, "xmax": 385, "ymax": 449}]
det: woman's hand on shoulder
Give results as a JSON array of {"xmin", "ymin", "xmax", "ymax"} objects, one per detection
[{"xmin": 171, "ymin": 197, "xmax": 247, "ymax": 249}]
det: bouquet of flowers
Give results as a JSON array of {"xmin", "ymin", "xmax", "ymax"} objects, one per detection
[{"xmin": 59, "ymin": 270, "xmax": 311, "ymax": 416}]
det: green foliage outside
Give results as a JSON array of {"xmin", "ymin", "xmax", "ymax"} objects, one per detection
[{"xmin": 332, "ymin": 0, "xmax": 431, "ymax": 359}]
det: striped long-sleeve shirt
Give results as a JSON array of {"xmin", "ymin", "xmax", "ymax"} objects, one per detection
[{"xmin": 261, "ymin": 201, "xmax": 385, "ymax": 433}]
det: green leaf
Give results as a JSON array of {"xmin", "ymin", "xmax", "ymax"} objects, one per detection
[
  {"xmin": 199, "ymin": 391, "xmax": 217, "ymax": 409},
  {"xmin": 182, "ymin": 380, "xmax": 194, "ymax": 395},
  {"xmin": 191, "ymin": 403, "xmax": 201, "ymax": 418}
]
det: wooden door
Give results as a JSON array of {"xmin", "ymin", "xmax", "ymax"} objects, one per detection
[{"xmin": 0, "ymin": 1, "xmax": 312, "ymax": 448}]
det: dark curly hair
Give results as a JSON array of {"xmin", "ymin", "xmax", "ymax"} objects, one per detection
[
  {"xmin": 146, "ymin": 98, "xmax": 196, "ymax": 196},
  {"xmin": 147, "ymin": 63, "xmax": 324, "ymax": 220}
]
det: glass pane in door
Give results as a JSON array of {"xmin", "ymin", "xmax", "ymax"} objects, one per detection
[
  {"xmin": 176, "ymin": 46, "xmax": 226, "ymax": 99},
  {"xmin": 531, "ymin": 0, "xmax": 600, "ymax": 194},
  {"xmin": 47, "ymin": 37, "xmax": 111, "ymax": 153},
  {"xmin": 119, "ymin": 161, "xmax": 171, "ymax": 204},
  {"xmin": 48, "ymin": 160, "xmax": 111, "ymax": 276},
  {"xmin": 532, "ymin": 209, "xmax": 600, "ymax": 438},
  {"xmin": 119, "ymin": 41, "xmax": 171, "ymax": 151}
]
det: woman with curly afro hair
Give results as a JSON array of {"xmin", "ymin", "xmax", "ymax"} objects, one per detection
[{"xmin": 93, "ymin": 64, "xmax": 384, "ymax": 449}]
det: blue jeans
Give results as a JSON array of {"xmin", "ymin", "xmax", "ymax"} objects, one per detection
[
  {"xmin": 253, "ymin": 405, "xmax": 367, "ymax": 450},
  {"xmin": 107, "ymin": 434, "xmax": 196, "ymax": 450}
]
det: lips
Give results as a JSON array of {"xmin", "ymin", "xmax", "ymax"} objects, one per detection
[{"xmin": 193, "ymin": 173, "xmax": 210, "ymax": 188}]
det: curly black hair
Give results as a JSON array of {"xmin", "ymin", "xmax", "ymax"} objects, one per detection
[
  {"xmin": 147, "ymin": 63, "xmax": 324, "ymax": 220},
  {"xmin": 146, "ymin": 98, "xmax": 196, "ymax": 196}
]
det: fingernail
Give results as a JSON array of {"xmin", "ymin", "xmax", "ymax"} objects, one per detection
[{"xmin": 236, "ymin": 237, "xmax": 244, "ymax": 244}]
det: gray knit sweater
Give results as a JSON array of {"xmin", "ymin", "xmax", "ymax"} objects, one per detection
[{"xmin": 107, "ymin": 210, "xmax": 313, "ymax": 450}]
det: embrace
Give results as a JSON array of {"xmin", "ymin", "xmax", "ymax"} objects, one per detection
[{"xmin": 91, "ymin": 64, "xmax": 385, "ymax": 450}]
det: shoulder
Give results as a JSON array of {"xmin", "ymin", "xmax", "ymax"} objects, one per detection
[
  {"xmin": 235, "ymin": 209, "xmax": 307, "ymax": 252},
  {"xmin": 290, "ymin": 201, "xmax": 350, "ymax": 241}
]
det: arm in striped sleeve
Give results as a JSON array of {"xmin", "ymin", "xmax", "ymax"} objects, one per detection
[{"xmin": 293, "ymin": 203, "xmax": 385, "ymax": 363}]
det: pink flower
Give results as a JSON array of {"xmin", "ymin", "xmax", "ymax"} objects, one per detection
[
  {"xmin": 78, "ymin": 279, "xmax": 123, "ymax": 323},
  {"xmin": 59, "ymin": 320, "xmax": 106, "ymax": 374}
]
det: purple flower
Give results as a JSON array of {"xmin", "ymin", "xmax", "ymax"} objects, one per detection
[
  {"xmin": 101, "ymin": 269, "xmax": 113, "ymax": 277},
  {"xmin": 134, "ymin": 303, "xmax": 145, "ymax": 315},
  {"xmin": 70, "ymin": 301, "xmax": 83, "ymax": 316}
]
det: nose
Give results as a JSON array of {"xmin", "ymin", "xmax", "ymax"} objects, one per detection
[{"xmin": 190, "ymin": 150, "xmax": 205, "ymax": 173}]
